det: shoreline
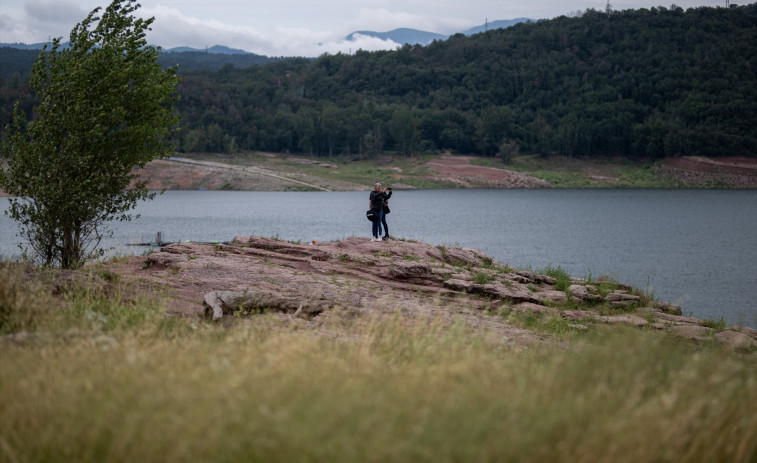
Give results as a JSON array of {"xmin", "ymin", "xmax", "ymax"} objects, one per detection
[
  {"xmin": 130, "ymin": 152, "xmax": 757, "ymax": 192},
  {"xmin": 3, "ymin": 153, "xmax": 756, "ymax": 197}
]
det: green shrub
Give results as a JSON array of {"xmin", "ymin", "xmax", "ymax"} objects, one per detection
[
  {"xmin": 541, "ymin": 264, "xmax": 572, "ymax": 291},
  {"xmin": 474, "ymin": 272, "xmax": 496, "ymax": 285}
]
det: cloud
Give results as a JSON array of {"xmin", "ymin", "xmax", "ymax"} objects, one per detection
[
  {"xmin": 141, "ymin": 5, "xmax": 403, "ymax": 57},
  {"xmin": 24, "ymin": 0, "xmax": 87, "ymax": 25},
  {"xmin": 0, "ymin": 0, "xmax": 89, "ymax": 44},
  {"xmin": 142, "ymin": 6, "xmax": 265, "ymax": 50},
  {"xmin": 347, "ymin": 8, "xmax": 474, "ymax": 35}
]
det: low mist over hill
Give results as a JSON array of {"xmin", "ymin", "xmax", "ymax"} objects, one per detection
[{"xmin": 346, "ymin": 18, "xmax": 532, "ymax": 45}]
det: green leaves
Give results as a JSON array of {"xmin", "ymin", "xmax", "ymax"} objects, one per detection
[{"xmin": 0, "ymin": 0, "xmax": 179, "ymax": 268}]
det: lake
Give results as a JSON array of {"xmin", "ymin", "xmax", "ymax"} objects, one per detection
[{"xmin": 2, "ymin": 189, "xmax": 755, "ymax": 328}]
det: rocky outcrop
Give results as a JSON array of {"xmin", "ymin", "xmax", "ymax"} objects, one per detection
[{"xmin": 118, "ymin": 235, "xmax": 756, "ymax": 351}]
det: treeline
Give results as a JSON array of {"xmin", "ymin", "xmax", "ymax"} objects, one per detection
[
  {"xmin": 157, "ymin": 51, "xmax": 280, "ymax": 73},
  {"xmin": 0, "ymin": 46, "xmax": 280, "ymax": 82},
  {"xmin": 3, "ymin": 4, "xmax": 757, "ymax": 159}
]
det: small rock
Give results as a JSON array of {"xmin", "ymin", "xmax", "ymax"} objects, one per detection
[
  {"xmin": 512, "ymin": 302, "xmax": 557, "ymax": 315},
  {"xmin": 569, "ymin": 324, "xmax": 588, "ymax": 331},
  {"xmin": 566, "ymin": 284, "xmax": 603, "ymax": 304},
  {"xmin": 609, "ymin": 300, "xmax": 637, "ymax": 309},
  {"xmin": 444, "ymin": 279, "xmax": 474, "ymax": 292},
  {"xmin": 670, "ymin": 324, "xmax": 714, "ymax": 341},
  {"xmin": 567, "ymin": 284, "xmax": 589, "ymax": 298},
  {"xmin": 736, "ymin": 326, "xmax": 757, "ymax": 341},
  {"xmin": 715, "ymin": 330, "xmax": 757, "ymax": 350},
  {"xmin": 656, "ymin": 301, "xmax": 683, "ymax": 315},
  {"xmin": 603, "ymin": 314, "xmax": 648, "ymax": 327},
  {"xmin": 560, "ymin": 310, "xmax": 591, "ymax": 322},
  {"xmin": 637, "ymin": 306, "xmax": 663, "ymax": 315},
  {"xmin": 534, "ymin": 274, "xmax": 557, "ymax": 285},
  {"xmin": 203, "ymin": 291, "xmax": 239, "ymax": 321},
  {"xmin": 390, "ymin": 261, "xmax": 433, "ymax": 279},
  {"xmin": 538, "ymin": 290, "xmax": 568, "ymax": 304},
  {"xmin": 507, "ymin": 274, "xmax": 532, "ymax": 284},
  {"xmin": 145, "ymin": 252, "xmax": 182, "ymax": 269},
  {"xmin": 473, "ymin": 281, "xmax": 540, "ymax": 304},
  {"xmin": 654, "ymin": 312, "xmax": 702, "ymax": 325},
  {"xmin": 514, "ymin": 270, "xmax": 536, "ymax": 281},
  {"xmin": 442, "ymin": 247, "xmax": 484, "ymax": 266},
  {"xmin": 605, "ymin": 291, "xmax": 641, "ymax": 303}
]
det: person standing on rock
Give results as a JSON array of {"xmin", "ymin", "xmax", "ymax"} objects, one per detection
[
  {"xmin": 380, "ymin": 186, "xmax": 392, "ymax": 241},
  {"xmin": 369, "ymin": 182, "xmax": 387, "ymax": 242}
]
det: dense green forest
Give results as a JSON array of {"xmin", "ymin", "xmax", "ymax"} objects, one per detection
[{"xmin": 2, "ymin": 4, "xmax": 756, "ymax": 159}]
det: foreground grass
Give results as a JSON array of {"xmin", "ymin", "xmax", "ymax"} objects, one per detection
[{"xmin": 1, "ymin": 264, "xmax": 756, "ymax": 462}]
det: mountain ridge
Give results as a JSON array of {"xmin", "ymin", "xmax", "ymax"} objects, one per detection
[
  {"xmin": 0, "ymin": 17, "xmax": 532, "ymax": 55},
  {"xmin": 347, "ymin": 18, "xmax": 532, "ymax": 45}
]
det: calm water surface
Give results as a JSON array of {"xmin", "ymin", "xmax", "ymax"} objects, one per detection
[{"xmin": 2, "ymin": 189, "xmax": 755, "ymax": 327}]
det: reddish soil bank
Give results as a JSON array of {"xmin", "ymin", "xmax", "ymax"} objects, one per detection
[
  {"xmin": 656, "ymin": 156, "xmax": 757, "ymax": 188},
  {"xmin": 423, "ymin": 155, "xmax": 551, "ymax": 188}
]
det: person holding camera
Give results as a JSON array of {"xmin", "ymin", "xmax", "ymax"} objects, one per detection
[
  {"xmin": 380, "ymin": 186, "xmax": 392, "ymax": 241},
  {"xmin": 369, "ymin": 182, "xmax": 392, "ymax": 242}
]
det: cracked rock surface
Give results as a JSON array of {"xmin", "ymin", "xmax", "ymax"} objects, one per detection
[{"xmin": 101, "ymin": 235, "xmax": 757, "ymax": 351}]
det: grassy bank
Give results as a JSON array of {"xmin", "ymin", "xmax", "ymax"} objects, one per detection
[
  {"xmin": 471, "ymin": 155, "xmax": 684, "ymax": 188},
  {"xmin": 1, "ymin": 263, "xmax": 756, "ymax": 462},
  {"xmin": 186, "ymin": 151, "xmax": 453, "ymax": 190},
  {"xmin": 181, "ymin": 151, "xmax": 689, "ymax": 190}
]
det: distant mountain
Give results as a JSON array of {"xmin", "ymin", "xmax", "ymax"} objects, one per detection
[
  {"xmin": 1, "ymin": 42, "xmax": 250, "ymax": 55},
  {"xmin": 163, "ymin": 45, "xmax": 250, "ymax": 55},
  {"xmin": 0, "ymin": 45, "xmax": 279, "ymax": 80},
  {"xmin": 461, "ymin": 18, "xmax": 532, "ymax": 36},
  {"xmin": 346, "ymin": 28, "xmax": 447, "ymax": 46},
  {"xmin": 1, "ymin": 18, "xmax": 533, "ymax": 58},
  {"xmin": 345, "ymin": 18, "xmax": 532, "ymax": 45},
  {"xmin": 0, "ymin": 42, "xmax": 50, "ymax": 50}
]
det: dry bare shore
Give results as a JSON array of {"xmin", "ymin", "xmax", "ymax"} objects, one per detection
[
  {"xmin": 96, "ymin": 235, "xmax": 757, "ymax": 352},
  {"xmin": 131, "ymin": 154, "xmax": 551, "ymax": 191},
  {"xmin": 4, "ymin": 154, "xmax": 756, "ymax": 196},
  {"xmin": 133, "ymin": 154, "xmax": 757, "ymax": 191}
]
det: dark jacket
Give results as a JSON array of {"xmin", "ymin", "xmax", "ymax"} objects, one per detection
[
  {"xmin": 369, "ymin": 190, "xmax": 385, "ymax": 210},
  {"xmin": 382, "ymin": 190, "xmax": 392, "ymax": 212}
]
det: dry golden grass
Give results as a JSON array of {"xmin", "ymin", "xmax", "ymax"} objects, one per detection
[{"xmin": 1, "ymin": 263, "xmax": 756, "ymax": 462}]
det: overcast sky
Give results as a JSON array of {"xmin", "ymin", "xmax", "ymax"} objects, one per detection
[{"xmin": 0, "ymin": 0, "xmax": 731, "ymax": 56}]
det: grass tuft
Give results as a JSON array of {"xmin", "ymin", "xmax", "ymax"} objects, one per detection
[
  {"xmin": 473, "ymin": 271, "xmax": 496, "ymax": 285},
  {"xmin": 0, "ymin": 264, "xmax": 51, "ymax": 335},
  {"xmin": 540, "ymin": 263, "xmax": 572, "ymax": 291}
]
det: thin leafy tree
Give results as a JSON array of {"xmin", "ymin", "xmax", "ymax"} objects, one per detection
[{"xmin": 0, "ymin": 0, "xmax": 179, "ymax": 268}]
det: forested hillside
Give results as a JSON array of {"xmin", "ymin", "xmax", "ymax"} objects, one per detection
[{"xmin": 2, "ymin": 5, "xmax": 756, "ymax": 159}]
